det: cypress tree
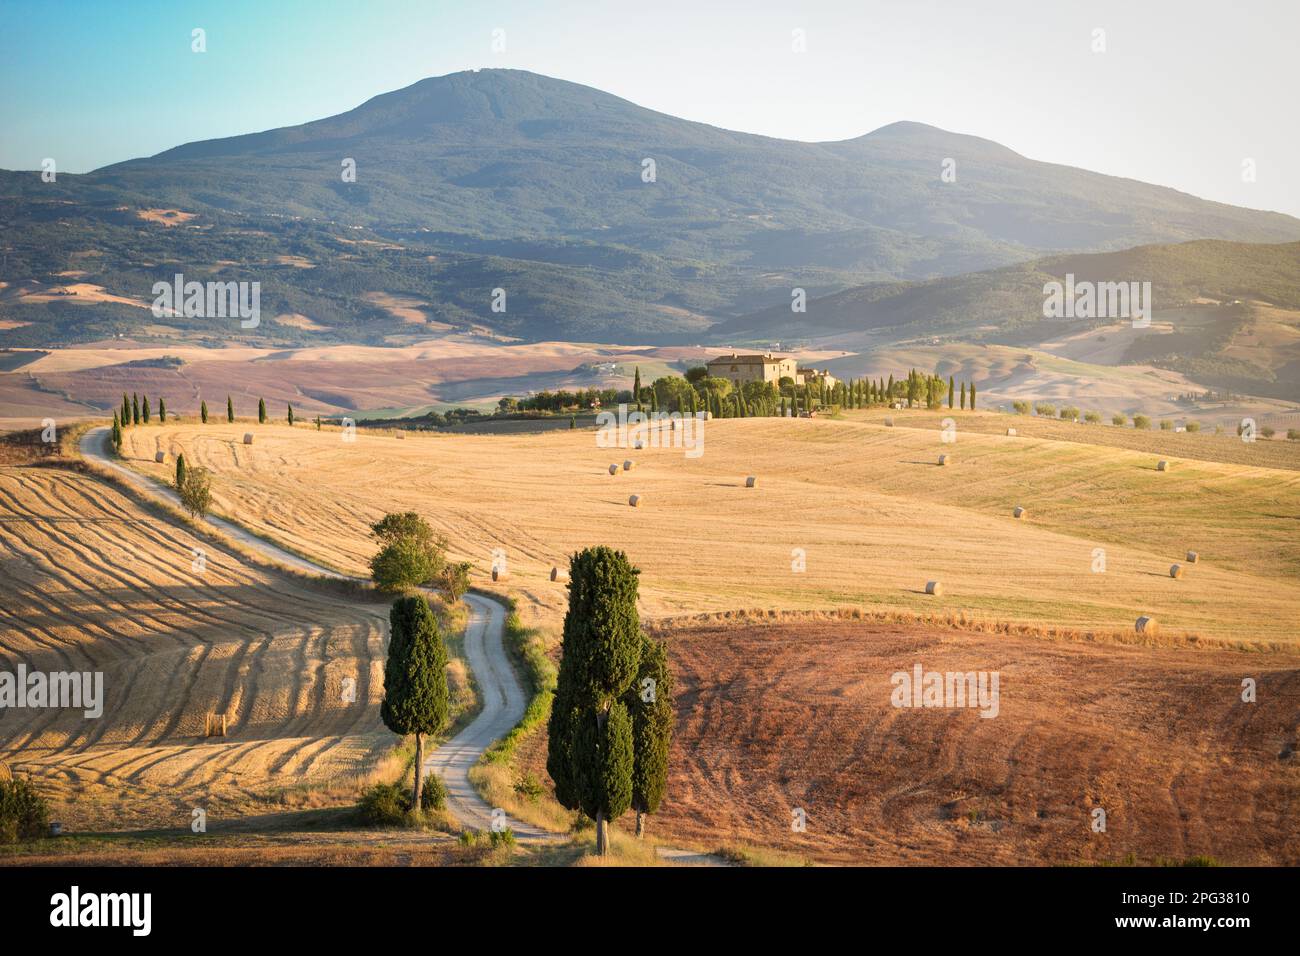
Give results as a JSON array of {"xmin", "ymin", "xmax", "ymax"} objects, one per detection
[
  {"xmin": 546, "ymin": 546, "xmax": 644, "ymax": 856},
  {"xmin": 158, "ymin": 397, "xmax": 167, "ymax": 422},
  {"xmin": 257, "ymin": 397, "xmax": 267, "ymax": 424},
  {"xmin": 287, "ymin": 403, "xmax": 295, "ymax": 426},
  {"xmin": 142, "ymin": 395, "xmax": 151, "ymax": 424},
  {"xmin": 948, "ymin": 376, "xmax": 955, "ymax": 409},
  {"xmin": 569, "ymin": 415, "xmax": 576, "ymax": 429},
  {"xmin": 649, "ymin": 389, "xmax": 658, "ymax": 414},
  {"xmin": 960, "ymin": 382, "xmax": 966, "ymax": 410},
  {"xmin": 175, "ymin": 453, "xmax": 186, "ymax": 490},
  {"xmin": 381, "ymin": 595, "xmax": 450, "ymax": 811},
  {"xmin": 132, "ymin": 393, "xmax": 140, "ymax": 425},
  {"xmin": 623, "ymin": 634, "xmax": 674, "ymax": 838},
  {"xmin": 200, "ymin": 400, "xmax": 209, "ymax": 424},
  {"xmin": 970, "ymin": 381, "xmax": 977, "ymax": 409},
  {"xmin": 633, "ymin": 366, "xmax": 642, "ymax": 412},
  {"xmin": 122, "ymin": 393, "xmax": 130, "ymax": 425},
  {"xmin": 111, "ymin": 416, "xmax": 122, "ymax": 452},
  {"xmin": 780, "ymin": 396, "xmax": 787, "ymax": 417},
  {"xmin": 226, "ymin": 395, "xmax": 234, "ymax": 423}
]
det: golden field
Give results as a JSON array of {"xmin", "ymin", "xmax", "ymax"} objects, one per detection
[
  {"xmin": 117, "ymin": 410, "xmax": 1300, "ymax": 646},
  {"xmin": 0, "ymin": 466, "xmax": 395, "ymax": 831}
]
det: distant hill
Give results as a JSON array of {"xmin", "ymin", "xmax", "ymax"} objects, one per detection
[
  {"xmin": 3, "ymin": 70, "xmax": 1300, "ymax": 345},
  {"xmin": 715, "ymin": 239, "xmax": 1300, "ymax": 400}
]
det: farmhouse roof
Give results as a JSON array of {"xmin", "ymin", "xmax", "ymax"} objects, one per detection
[{"xmin": 707, "ymin": 352, "xmax": 789, "ymax": 365}]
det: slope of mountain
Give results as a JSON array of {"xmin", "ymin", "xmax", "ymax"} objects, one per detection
[
  {"xmin": 716, "ymin": 239, "xmax": 1300, "ymax": 401},
  {"xmin": 2, "ymin": 70, "xmax": 1299, "ymax": 346}
]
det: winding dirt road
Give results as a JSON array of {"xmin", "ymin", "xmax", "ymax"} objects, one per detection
[{"xmin": 79, "ymin": 426, "xmax": 554, "ymax": 841}]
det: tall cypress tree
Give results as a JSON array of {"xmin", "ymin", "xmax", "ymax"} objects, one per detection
[
  {"xmin": 547, "ymin": 546, "xmax": 643, "ymax": 856},
  {"xmin": 381, "ymin": 595, "xmax": 450, "ymax": 811},
  {"xmin": 201, "ymin": 400, "xmax": 209, "ymax": 424},
  {"xmin": 132, "ymin": 393, "xmax": 140, "ymax": 425},
  {"xmin": 226, "ymin": 395, "xmax": 234, "ymax": 423},
  {"xmin": 623, "ymin": 634, "xmax": 674, "ymax": 838},
  {"xmin": 175, "ymin": 453, "xmax": 186, "ymax": 490},
  {"xmin": 948, "ymin": 376, "xmax": 955, "ymax": 409},
  {"xmin": 158, "ymin": 397, "xmax": 167, "ymax": 422},
  {"xmin": 257, "ymin": 397, "xmax": 267, "ymax": 424},
  {"xmin": 287, "ymin": 403, "xmax": 295, "ymax": 426},
  {"xmin": 633, "ymin": 366, "xmax": 642, "ymax": 412},
  {"xmin": 969, "ymin": 381, "xmax": 977, "ymax": 409},
  {"xmin": 122, "ymin": 393, "xmax": 130, "ymax": 425}
]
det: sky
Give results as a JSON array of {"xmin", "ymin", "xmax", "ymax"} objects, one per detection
[{"xmin": 2, "ymin": 0, "xmax": 1297, "ymax": 218}]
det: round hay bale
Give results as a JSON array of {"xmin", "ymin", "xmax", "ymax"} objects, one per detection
[
  {"xmin": 1169, "ymin": 563, "xmax": 1183, "ymax": 579},
  {"xmin": 884, "ymin": 417, "xmax": 894, "ymax": 427},
  {"xmin": 628, "ymin": 494, "xmax": 641, "ymax": 508},
  {"xmin": 1135, "ymin": 615, "xmax": 1157, "ymax": 635},
  {"xmin": 550, "ymin": 566, "xmax": 568, "ymax": 582},
  {"xmin": 633, "ymin": 440, "xmax": 645, "ymax": 450},
  {"xmin": 745, "ymin": 475, "xmax": 757, "ymax": 488},
  {"xmin": 1186, "ymin": 550, "xmax": 1199, "ymax": 563},
  {"xmin": 243, "ymin": 433, "xmax": 254, "ymax": 445},
  {"xmin": 1013, "ymin": 506, "xmax": 1026, "ymax": 519},
  {"xmin": 491, "ymin": 567, "xmax": 507, "ymax": 582},
  {"xmin": 1006, "ymin": 427, "xmax": 1017, "ymax": 436},
  {"xmin": 395, "ymin": 431, "xmax": 405, "ymax": 440},
  {"xmin": 154, "ymin": 451, "xmax": 166, "ymax": 464},
  {"xmin": 1157, "ymin": 460, "xmax": 1170, "ymax": 472},
  {"xmin": 608, "ymin": 463, "xmax": 619, "ymax": 475},
  {"xmin": 623, "ymin": 459, "xmax": 634, "ymax": 471},
  {"xmin": 937, "ymin": 454, "xmax": 949, "ymax": 466},
  {"xmin": 925, "ymin": 580, "xmax": 943, "ymax": 596}
]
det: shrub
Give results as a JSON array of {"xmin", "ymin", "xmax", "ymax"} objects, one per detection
[
  {"xmin": 1159, "ymin": 420, "xmax": 1173, "ymax": 430},
  {"xmin": 1261, "ymin": 426, "xmax": 1275, "ymax": 439},
  {"xmin": 370, "ymin": 513, "xmax": 448, "ymax": 592},
  {"xmin": 1112, "ymin": 413, "xmax": 1127, "ymax": 426},
  {"xmin": 356, "ymin": 782, "xmax": 409, "ymax": 826},
  {"xmin": 178, "ymin": 466, "xmax": 212, "ymax": 518},
  {"xmin": 1012, "ymin": 400, "xmax": 1030, "ymax": 415},
  {"xmin": 1133, "ymin": 415, "xmax": 1151, "ymax": 429},
  {"xmin": 1084, "ymin": 411, "xmax": 1101, "ymax": 424},
  {"xmin": 1186, "ymin": 421, "xmax": 1201, "ymax": 433},
  {"xmin": 420, "ymin": 773, "xmax": 447, "ymax": 811},
  {"xmin": 513, "ymin": 772, "xmax": 545, "ymax": 803},
  {"xmin": 1034, "ymin": 403, "xmax": 1056, "ymax": 417},
  {"xmin": 0, "ymin": 775, "xmax": 50, "ymax": 844},
  {"xmin": 490, "ymin": 828, "xmax": 516, "ymax": 848},
  {"xmin": 1288, "ymin": 429, "xmax": 1299, "ymax": 441},
  {"xmin": 1059, "ymin": 406, "xmax": 1080, "ymax": 421}
]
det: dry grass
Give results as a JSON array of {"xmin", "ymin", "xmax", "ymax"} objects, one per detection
[{"xmin": 116, "ymin": 415, "xmax": 1300, "ymax": 644}]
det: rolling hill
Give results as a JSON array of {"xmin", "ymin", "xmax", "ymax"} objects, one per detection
[{"xmin": 3, "ymin": 70, "xmax": 1300, "ymax": 346}]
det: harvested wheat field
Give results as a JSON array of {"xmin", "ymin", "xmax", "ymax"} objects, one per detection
[
  {"xmin": 117, "ymin": 415, "xmax": 1300, "ymax": 644},
  {"xmin": 0, "ymin": 466, "xmax": 391, "ymax": 832},
  {"xmin": 614, "ymin": 616, "xmax": 1297, "ymax": 865}
]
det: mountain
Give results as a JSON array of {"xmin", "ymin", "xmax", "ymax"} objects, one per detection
[{"xmin": 3, "ymin": 69, "xmax": 1300, "ymax": 346}]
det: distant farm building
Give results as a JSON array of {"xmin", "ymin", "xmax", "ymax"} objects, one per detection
[{"xmin": 706, "ymin": 353, "xmax": 837, "ymax": 390}]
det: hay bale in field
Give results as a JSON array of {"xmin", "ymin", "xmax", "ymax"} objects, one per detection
[
  {"xmin": 1135, "ymin": 615, "xmax": 1157, "ymax": 635},
  {"xmin": 243, "ymin": 433, "xmax": 254, "ymax": 445},
  {"xmin": 1186, "ymin": 550, "xmax": 1199, "ymax": 563},
  {"xmin": 1006, "ymin": 427, "xmax": 1017, "ymax": 436},
  {"xmin": 884, "ymin": 417, "xmax": 894, "ymax": 427},
  {"xmin": 925, "ymin": 580, "xmax": 943, "ymax": 596},
  {"xmin": 395, "ymin": 431, "xmax": 405, "ymax": 440},
  {"xmin": 937, "ymin": 454, "xmax": 949, "ymax": 466},
  {"xmin": 623, "ymin": 459, "xmax": 634, "ymax": 471},
  {"xmin": 1169, "ymin": 563, "xmax": 1183, "ymax": 579},
  {"xmin": 628, "ymin": 494, "xmax": 641, "ymax": 508},
  {"xmin": 1157, "ymin": 460, "xmax": 1170, "ymax": 471},
  {"xmin": 608, "ymin": 463, "xmax": 619, "ymax": 475},
  {"xmin": 550, "ymin": 566, "xmax": 568, "ymax": 582},
  {"xmin": 1013, "ymin": 506, "xmax": 1026, "ymax": 519},
  {"xmin": 745, "ymin": 475, "xmax": 757, "ymax": 488},
  {"xmin": 204, "ymin": 712, "xmax": 227, "ymax": 737},
  {"xmin": 491, "ymin": 567, "xmax": 507, "ymax": 582},
  {"xmin": 154, "ymin": 451, "xmax": 166, "ymax": 463},
  {"xmin": 633, "ymin": 439, "xmax": 645, "ymax": 450}
]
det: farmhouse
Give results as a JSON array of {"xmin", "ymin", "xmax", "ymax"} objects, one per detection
[
  {"xmin": 797, "ymin": 367, "xmax": 838, "ymax": 388},
  {"xmin": 707, "ymin": 352, "xmax": 798, "ymax": 388}
]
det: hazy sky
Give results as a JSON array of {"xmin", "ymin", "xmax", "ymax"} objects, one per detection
[{"xmin": 2, "ymin": 0, "xmax": 1297, "ymax": 217}]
